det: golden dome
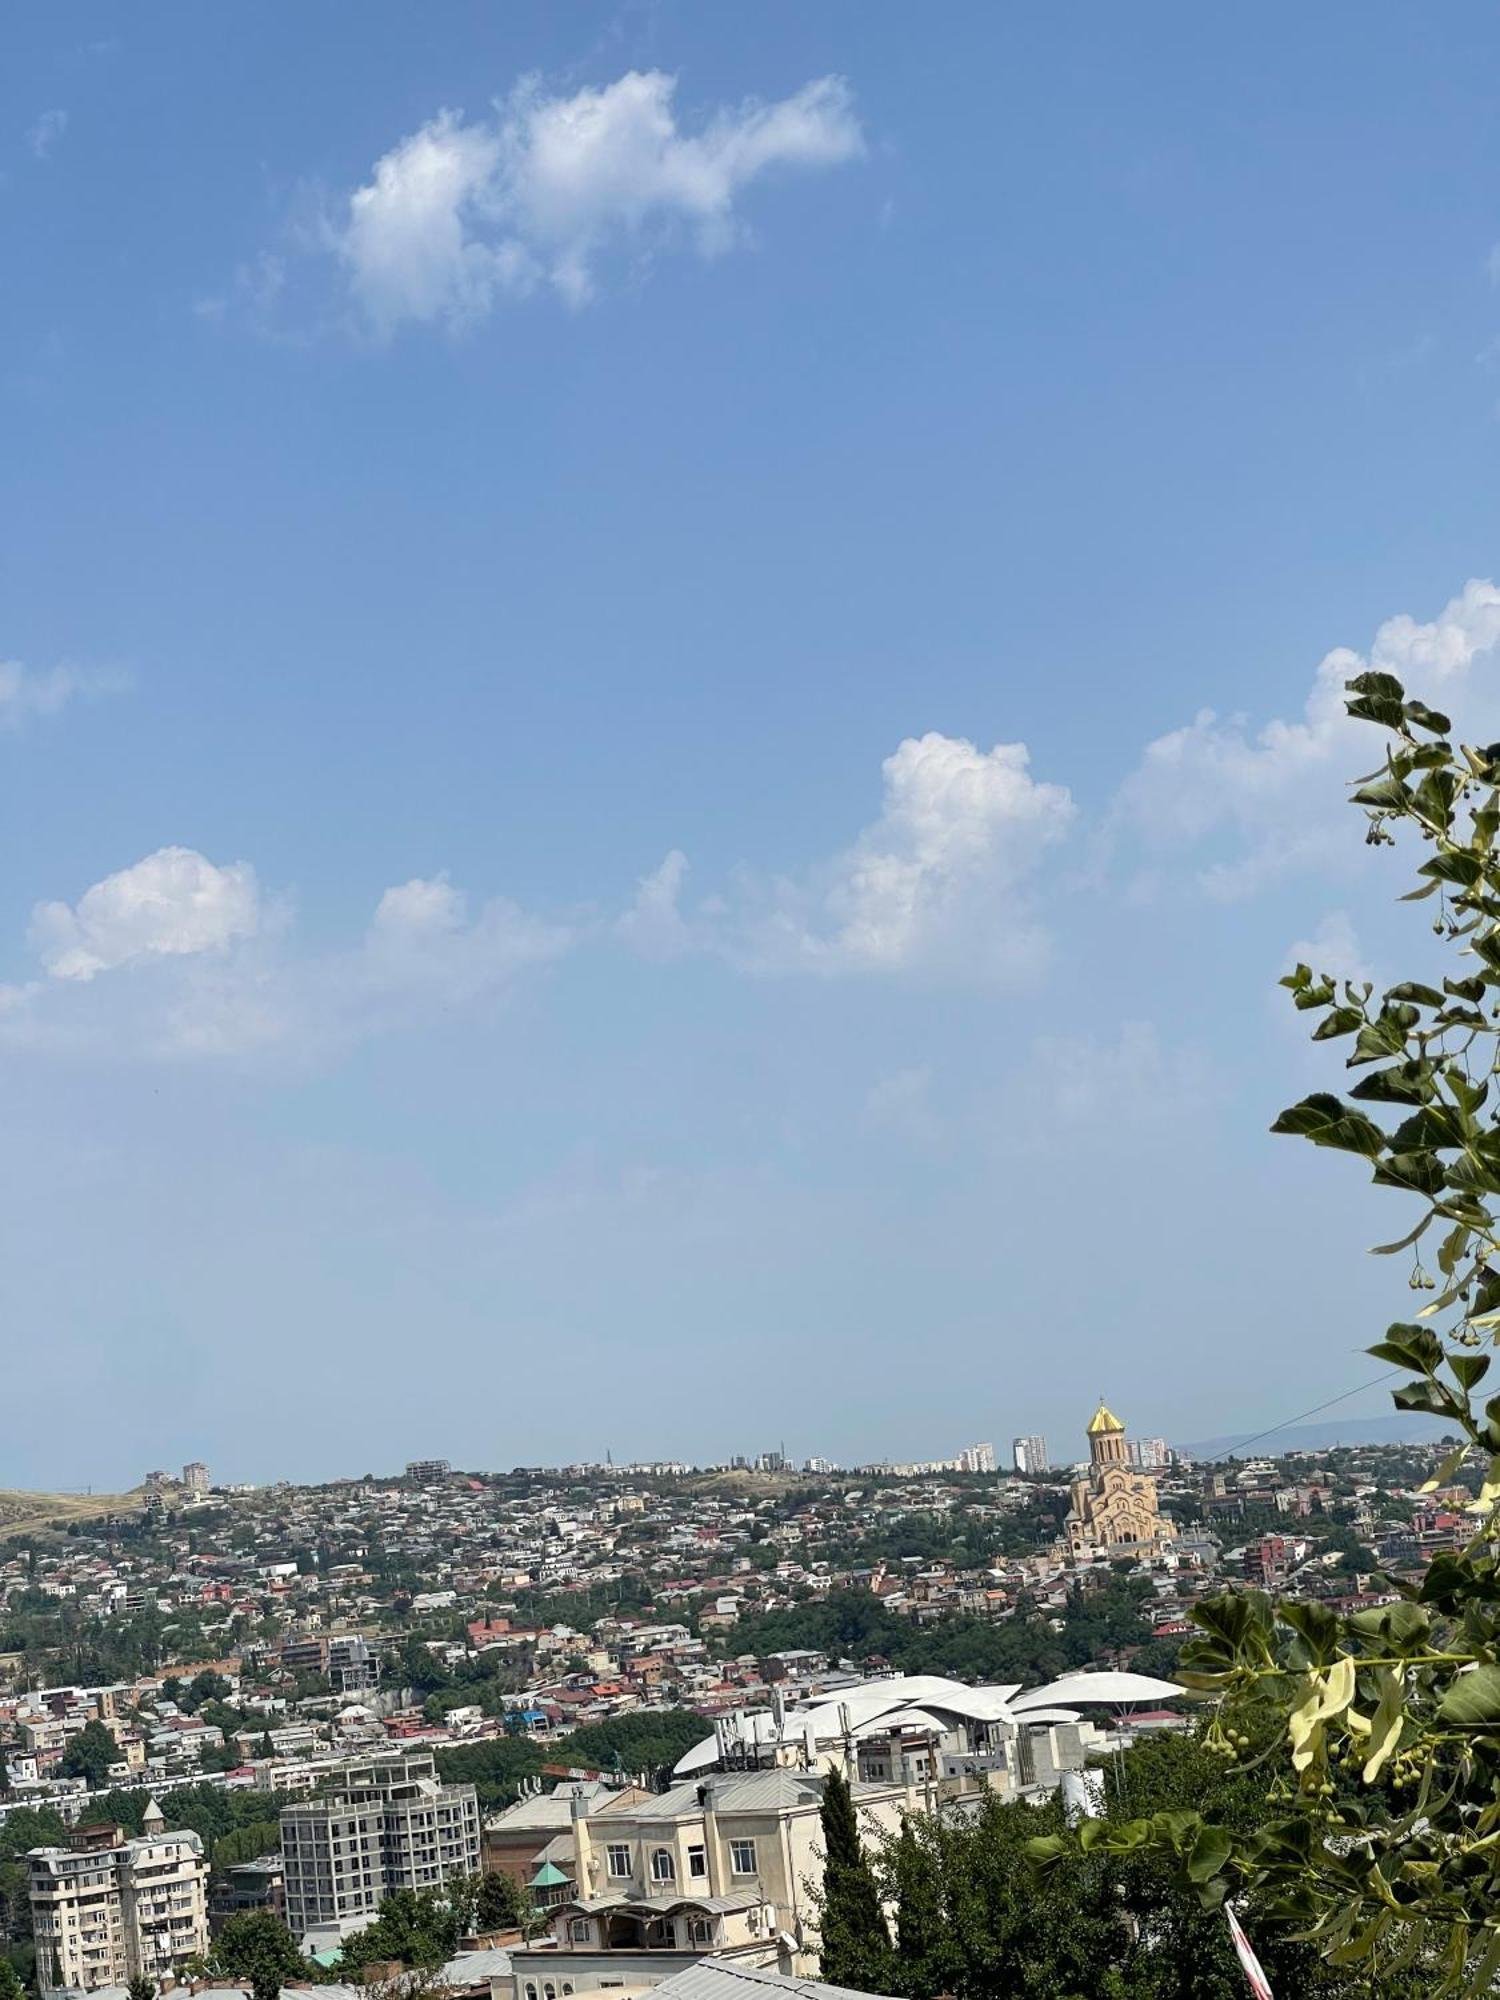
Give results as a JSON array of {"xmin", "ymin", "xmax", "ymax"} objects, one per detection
[{"xmin": 1087, "ymin": 1401, "xmax": 1125, "ymax": 1436}]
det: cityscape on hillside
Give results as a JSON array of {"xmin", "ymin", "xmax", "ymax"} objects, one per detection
[
  {"xmin": 0, "ymin": 1402, "xmax": 1474, "ymax": 1996},
  {"xmin": 12, "ymin": 4, "xmax": 1500, "ymax": 1995}
]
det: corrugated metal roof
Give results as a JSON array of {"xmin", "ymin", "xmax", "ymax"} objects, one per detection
[
  {"xmin": 442, "ymin": 1949, "xmax": 515, "ymax": 1984},
  {"xmin": 650, "ymin": 1956, "xmax": 898, "ymax": 2000}
]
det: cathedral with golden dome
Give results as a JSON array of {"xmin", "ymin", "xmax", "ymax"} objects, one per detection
[{"xmin": 1063, "ymin": 1401, "xmax": 1176, "ymax": 1558}]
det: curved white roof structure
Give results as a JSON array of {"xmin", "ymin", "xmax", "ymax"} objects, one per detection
[
  {"xmin": 673, "ymin": 1668, "xmax": 1182, "ymax": 1776},
  {"xmin": 1010, "ymin": 1670, "xmax": 1182, "ymax": 1710}
]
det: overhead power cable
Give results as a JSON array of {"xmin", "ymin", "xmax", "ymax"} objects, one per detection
[{"xmin": 1215, "ymin": 1368, "xmax": 1408, "ymax": 1457}]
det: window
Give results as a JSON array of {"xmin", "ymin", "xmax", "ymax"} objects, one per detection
[
  {"xmin": 687, "ymin": 1845, "xmax": 707, "ymax": 1879},
  {"xmin": 651, "ymin": 1848, "xmax": 675, "ymax": 1883},
  {"xmin": 729, "ymin": 1840, "xmax": 756, "ymax": 1877},
  {"xmin": 688, "ymin": 1918, "xmax": 713, "ymax": 1947},
  {"xmin": 524, "ymin": 1983, "xmax": 538, "ymax": 2000},
  {"xmin": 568, "ymin": 1919, "xmax": 591, "ymax": 1943},
  {"xmin": 544, "ymin": 1983, "xmax": 556, "ymax": 2000},
  {"xmin": 606, "ymin": 1844, "xmax": 631, "ymax": 1879}
]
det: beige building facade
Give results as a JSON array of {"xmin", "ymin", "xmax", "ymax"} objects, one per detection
[
  {"xmin": 1065, "ymin": 1402, "xmax": 1176, "ymax": 1557},
  {"xmin": 29, "ymin": 1822, "xmax": 209, "ymax": 1994},
  {"xmin": 528, "ymin": 1768, "xmax": 906, "ymax": 1982}
]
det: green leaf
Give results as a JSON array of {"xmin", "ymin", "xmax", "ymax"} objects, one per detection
[
  {"xmin": 1312, "ymin": 1006, "xmax": 1365, "ymax": 1041},
  {"xmin": 1451, "ymin": 1354, "xmax": 1491, "ymax": 1393},
  {"xmin": 1270, "ymin": 1094, "xmax": 1388, "ymax": 1156},
  {"xmin": 1437, "ymin": 1662, "xmax": 1500, "ymax": 1727},
  {"xmin": 1370, "ymin": 1212, "xmax": 1436, "ymax": 1256},
  {"xmin": 1368, "ymin": 1323, "xmax": 1443, "ymax": 1373},
  {"xmin": 1404, "ymin": 698, "xmax": 1452, "ymax": 735},
  {"xmin": 1345, "ymin": 671, "xmax": 1409, "ymax": 729},
  {"xmin": 1393, "ymin": 1378, "xmax": 1466, "ymax": 1421},
  {"xmin": 1419, "ymin": 849, "xmax": 1484, "ymax": 887},
  {"xmin": 1349, "ymin": 1062, "xmax": 1433, "ymax": 1106},
  {"xmin": 1351, "ymin": 774, "xmax": 1412, "ymax": 811},
  {"xmin": 1280, "ymin": 1599, "xmax": 1340, "ymax": 1666},
  {"xmin": 1185, "ymin": 1823, "xmax": 1233, "ymax": 1885},
  {"xmin": 1024, "ymin": 1834, "xmax": 1067, "ymax": 1872},
  {"xmin": 1386, "ymin": 981, "xmax": 1446, "ymax": 1007}
]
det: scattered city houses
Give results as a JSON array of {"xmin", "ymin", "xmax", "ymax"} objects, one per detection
[{"xmin": 0, "ymin": 1410, "xmax": 1473, "ymax": 1995}]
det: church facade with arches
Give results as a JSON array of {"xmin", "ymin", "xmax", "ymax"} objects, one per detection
[{"xmin": 1063, "ymin": 1402, "xmax": 1176, "ymax": 1558}]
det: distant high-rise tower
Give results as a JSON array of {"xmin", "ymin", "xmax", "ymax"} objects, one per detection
[
  {"xmin": 1128, "ymin": 1437, "xmax": 1172, "ymax": 1472},
  {"xmin": 181, "ymin": 1461, "xmax": 210, "ymax": 1494},
  {"xmin": 1012, "ymin": 1434, "xmax": 1049, "ymax": 1475}
]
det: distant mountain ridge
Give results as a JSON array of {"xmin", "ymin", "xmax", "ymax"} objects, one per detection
[{"xmin": 1181, "ymin": 1413, "xmax": 1456, "ymax": 1459}]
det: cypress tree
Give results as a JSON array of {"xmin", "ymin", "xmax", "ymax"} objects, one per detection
[{"xmin": 817, "ymin": 1768, "xmax": 893, "ymax": 1992}]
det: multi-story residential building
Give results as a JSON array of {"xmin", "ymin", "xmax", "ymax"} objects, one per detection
[
  {"xmin": 280, "ymin": 1752, "xmax": 480, "ymax": 1939},
  {"xmin": 1128, "ymin": 1438, "xmax": 1172, "ymax": 1472},
  {"xmin": 181, "ymin": 1463, "xmax": 210, "ymax": 1495},
  {"xmin": 29, "ymin": 1816, "xmax": 209, "ymax": 1995},
  {"xmin": 956, "ymin": 1442, "xmax": 996, "ymax": 1474},
  {"xmin": 405, "ymin": 1459, "xmax": 452, "ymax": 1484},
  {"xmin": 1012, "ymin": 1435, "xmax": 1048, "ymax": 1475}
]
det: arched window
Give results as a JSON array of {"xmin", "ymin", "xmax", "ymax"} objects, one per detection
[
  {"xmin": 651, "ymin": 1847, "xmax": 676, "ymax": 1882},
  {"xmin": 525, "ymin": 1983, "xmax": 538, "ymax": 2000},
  {"xmin": 543, "ymin": 1982, "xmax": 556, "ymax": 2000}
]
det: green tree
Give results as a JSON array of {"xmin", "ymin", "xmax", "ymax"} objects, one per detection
[
  {"xmin": 126, "ymin": 1974, "xmax": 156, "ymax": 2000},
  {"xmin": 0, "ymin": 1960, "xmax": 25, "ymax": 2000},
  {"xmin": 889, "ymin": 1824, "xmax": 945, "ymax": 2000},
  {"xmin": 338, "ymin": 1887, "xmax": 460, "ymax": 1972},
  {"xmin": 473, "ymin": 1871, "xmax": 534, "ymax": 1934},
  {"xmin": 1030, "ymin": 667, "xmax": 1500, "ymax": 1993},
  {"xmin": 202, "ymin": 1909, "xmax": 306, "ymax": 2000},
  {"xmin": 59, "ymin": 1719, "xmax": 118, "ymax": 1788},
  {"xmin": 816, "ymin": 1769, "xmax": 893, "ymax": 1991}
]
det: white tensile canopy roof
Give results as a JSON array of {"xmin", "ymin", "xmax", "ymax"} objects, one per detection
[{"xmin": 673, "ymin": 1668, "xmax": 1182, "ymax": 1775}]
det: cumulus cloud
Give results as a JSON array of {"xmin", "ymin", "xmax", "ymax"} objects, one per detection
[
  {"xmin": 11, "ymin": 855, "xmax": 570, "ymax": 1060},
  {"xmin": 734, "ymin": 732, "xmax": 1074, "ymax": 980},
  {"xmin": 1115, "ymin": 580, "xmax": 1500, "ymax": 899},
  {"xmin": 616, "ymin": 850, "xmax": 694, "ymax": 960},
  {"xmin": 333, "ymin": 69, "xmax": 863, "ymax": 330},
  {"xmin": 360, "ymin": 873, "xmax": 572, "ymax": 1007},
  {"xmin": 0, "ymin": 657, "xmax": 124, "ymax": 728},
  {"xmin": 31, "ymin": 849, "xmax": 261, "ymax": 982}
]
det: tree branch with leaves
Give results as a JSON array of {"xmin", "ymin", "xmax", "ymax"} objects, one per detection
[{"xmin": 1031, "ymin": 670, "xmax": 1500, "ymax": 1995}]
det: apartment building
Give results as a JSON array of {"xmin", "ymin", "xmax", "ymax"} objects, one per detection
[
  {"xmin": 280, "ymin": 1752, "xmax": 480, "ymax": 1939},
  {"xmin": 29, "ymin": 1819, "xmax": 209, "ymax": 1995}
]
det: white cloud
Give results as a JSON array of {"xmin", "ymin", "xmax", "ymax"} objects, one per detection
[
  {"xmin": 734, "ymin": 732, "xmax": 1074, "ymax": 980},
  {"xmin": 334, "ymin": 69, "xmax": 863, "ymax": 330},
  {"xmin": 616, "ymin": 850, "xmax": 693, "ymax": 960},
  {"xmin": 1115, "ymin": 580, "xmax": 1500, "ymax": 898},
  {"xmin": 14, "ymin": 856, "xmax": 570, "ymax": 1059},
  {"xmin": 27, "ymin": 109, "xmax": 67, "ymax": 161},
  {"xmin": 31, "ymin": 849, "xmax": 261, "ymax": 982},
  {"xmin": 0, "ymin": 657, "xmax": 124, "ymax": 728},
  {"xmin": 1283, "ymin": 911, "xmax": 1371, "ymax": 989},
  {"xmin": 360, "ymin": 873, "xmax": 572, "ymax": 1007}
]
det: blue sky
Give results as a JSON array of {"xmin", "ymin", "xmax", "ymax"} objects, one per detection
[{"xmin": 7, "ymin": 4, "xmax": 1500, "ymax": 1487}]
